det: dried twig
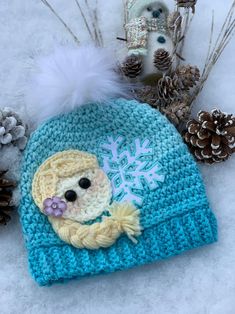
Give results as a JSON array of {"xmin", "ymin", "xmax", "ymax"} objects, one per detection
[
  {"xmin": 202, "ymin": 11, "xmax": 215, "ymax": 78},
  {"xmin": 74, "ymin": 0, "xmax": 103, "ymax": 46},
  {"xmin": 93, "ymin": 1, "xmax": 104, "ymax": 46},
  {"xmin": 40, "ymin": 0, "xmax": 104, "ymax": 46},
  {"xmin": 85, "ymin": 0, "xmax": 103, "ymax": 46},
  {"xmin": 123, "ymin": 0, "xmax": 129, "ymax": 24},
  {"xmin": 170, "ymin": 6, "xmax": 193, "ymax": 68},
  {"xmin": 74, "ymin": 0, "xmax": 95, "ymax": 42},
  {"xmin": 176, "ymin": 8, "xmax": 193, "ymax": 66},
  {"xmin": 190, "ymin": 0, "xmax": 235, "ymax": 105},
  {"xmin": 40, "ymin": 0, "xmax": 80, "ymax": 45},
  {"xmin": 123, "ymin": 0, "xmax": 130, "ymax": 42}
]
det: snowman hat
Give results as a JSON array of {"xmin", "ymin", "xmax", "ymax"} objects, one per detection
[{"xmin": 128, "ymin": 0, "xmax": 169, "ymax": 20}]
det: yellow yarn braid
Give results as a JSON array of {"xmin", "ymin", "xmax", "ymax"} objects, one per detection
[{"xmin": 49, "ymin": 202, "xmax": 142, "ymax": 249}]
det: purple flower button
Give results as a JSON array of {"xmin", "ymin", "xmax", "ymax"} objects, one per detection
[{"xmin": 43, "ymin": 196, "xmax": 67, "ymax": 217}]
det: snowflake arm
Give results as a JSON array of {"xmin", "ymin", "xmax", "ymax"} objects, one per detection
[{"xmin": 100, "ymin": 136, "xmax": 165, "ymax": 207}]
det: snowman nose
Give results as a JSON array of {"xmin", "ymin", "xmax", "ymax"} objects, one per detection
[{"xmin": 152, "ymin": 10, "xmax": 160, "ymax": 18}]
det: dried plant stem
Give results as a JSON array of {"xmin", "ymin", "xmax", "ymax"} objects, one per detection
[
  {"xmin": 40, "ymin": 0, "xmax": 80, "ymax": 45},
  {"xmin": 190, "ymin": 0, "xmax": 235, "ymax": 105},
  {"xmin": 74, "ymin": 0, "xmax": 95, "ymax": 42},
  {"xmin": 171, "ymin": 6, "xmax": 193, "ymax": 68},
  {"xmin": 202, "ymin": 11, "xmax": 215, "ymax": 78},
  {"xmin": 74, "ymin": 0, "xmax": 103, "ymax": 46},
  {"xmin": 212, "ymin": 2, "xmax": 235, "ymax": 55},
  {"xmin": 123, "ymin": 0, "xmax": 132, "ymax": 42},
  {"xmin": 85, "ymin": 0, "xmax": 103, "ymax": 46},
  {"xmin": 93, "ymin": 2, "xmax": 104, "ymax": 46},
  {"xmin": 178, "ymin": 9, "xmax": 189, "ymax": 57},
  {"xmin": 85, "ymin": 0, "xmax": 99, "ymax": 43},
  {"xmin": 123, "ymin": 0, "xmax": 129, "ymax": 24},
  {"xmin": 176, "ymin": 8, "xmax": 193, "ymax": 66}
]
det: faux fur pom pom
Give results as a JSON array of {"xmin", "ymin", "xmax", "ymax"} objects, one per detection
[{"xmin": 26, "ymin": 46, "xmax": 128, "ymax": 125}]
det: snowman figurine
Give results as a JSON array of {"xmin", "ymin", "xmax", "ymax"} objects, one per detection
[{"xmin": 124, "ymin": 0, "xmax": 173, "ymax": 82}]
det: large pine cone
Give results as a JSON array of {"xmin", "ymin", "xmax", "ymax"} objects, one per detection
[
  {"xmin": 122, "ymin": 55, "xmax": 142, "ymax": 78},
  {"xmin": 157, "ymin": 76, "xmax": 179, "ymax": 103},
  {"xmin": 0, "ymin": 107, "xmax": 28, "ymax": 150},
  {"xmin": 0, "ymin": 171, "xmax": 16, "ymax": 225},
  {"xmin": 184, "ymin": 109, "xmax": 235, "ymax": 164},
  {"xmin": 154, "ymin": 49, "xmax": 172, "ymax": 72},
  {"xmin": 176, "ymin": 65, "xmax": 200, "ymax": 91},
  {"xmin": 177, "ymin": 0, "xmax": 197, "ymax": 13}
]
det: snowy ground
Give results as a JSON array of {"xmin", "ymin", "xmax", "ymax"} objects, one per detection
[{"xmin": 0, "ymin": 0, "xmax": 235, "ymax": 313}]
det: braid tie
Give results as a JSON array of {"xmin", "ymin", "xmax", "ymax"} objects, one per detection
[{"xmin": 49, "ymin": 202, "xmax": 142, "ymax": 249}]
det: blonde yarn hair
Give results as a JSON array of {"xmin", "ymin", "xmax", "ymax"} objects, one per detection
[{"xmin": 32, "ymin": 150, "xmax": 142, "ymax": 249}]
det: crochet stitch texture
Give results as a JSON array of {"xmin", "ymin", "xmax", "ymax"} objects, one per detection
[{"xmin": 19, "ymin": 99, "xmax": 217, "ymax": 286}]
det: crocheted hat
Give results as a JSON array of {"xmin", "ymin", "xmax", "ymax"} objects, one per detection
[{"xmin": 20, "ymin": 46, "xmax": 217, "ymax": 286}]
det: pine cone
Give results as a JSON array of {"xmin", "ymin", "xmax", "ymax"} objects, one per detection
[
  {"xmin": 154, "ymin": 49, "xmax": 172, "ymax": 72},
  {"xmin": 184, "ymin": 109, "xmax": 235, "ymax": 164},
  {"xmin": 163, "ymin": 99, "xmax": 191, "ymax": 126},
  {"xmin": 167, "ymin": 11, "xmax": 182, "ymax": 32},
  {"xmin": 176, "ymin": 65, "xmax": 200, "ymax": 91},
  {"xmin": 0, "ymin": 107, "xmax": 28, "ymax": 150},
  {"xmin": 176, "ymin": 0, "xmax": 197, "ymax": 13},
  {"xmin": 135, "ymin": 86, "xmax": 159, "ymax": 108},
  {"xmin": 0, "ymin": 171, "xmax": 16, "ymax": 225},
  {"xmin": 157, "ymin": 76, "xmax": 179, "ymax": 103},
  {"xmin": 122, "ymin": 55, "xmax": 142, "ymax": 78}
]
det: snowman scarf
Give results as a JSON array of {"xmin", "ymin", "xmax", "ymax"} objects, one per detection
[{"xmin": 125, "ymin": 16, "xmax": 167, "ymax": 55}]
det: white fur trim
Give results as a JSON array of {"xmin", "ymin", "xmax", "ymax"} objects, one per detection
[{"xmin": 26, "ymin": 45, "xmax": 128, "ymax": 125}]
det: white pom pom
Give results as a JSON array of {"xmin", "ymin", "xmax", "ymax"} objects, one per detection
[{"xmin": 26, "ymin": 45, "xmax": 128, "ymax": 125}]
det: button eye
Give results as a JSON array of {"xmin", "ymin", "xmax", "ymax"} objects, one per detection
[
  {"xmin": 64, "ymin": 190, "xmax": 77, "ymax": 202},
  {"xmin": 159, "ymin": 8, "xmax": 163, "ymax": 13},
  {"xmin": 157, "ymin": 36, "xmax": 166, "ymax": 44},
  {"xmin": 78, "ymin": 178, "xmax": 91, "ymax": 189},
  {"xmin": 147, "ymin": 6, "xmax": 152, "ymax": 12}
]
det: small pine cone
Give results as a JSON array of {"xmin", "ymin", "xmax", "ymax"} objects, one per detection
[
  {"xmin": 154, "ymin": 49, "xmax": 172, "ymax": 72},
  {"xmin": 122, "ymin": 55, "xmax": 142, "ymax": 78},
  {"xmin": 184, "ymin": 109, "xmax": 235, "ymax": 164},
  {"xmin": 0, "ymin": 171, "xmax": 16, "ymax": 225},
  {"xmin": 176, "ymin": 0, "xmax": 197, "ymax": 13},
  {"xmin": 176, "ymin": 65, "xmax": 200, "ymax": 91},
  {"xmin": 157, "ymin": 76, "xmax": 179, "ymax": 103},
  {"xmin": 0, "ymin": 107, "xmax": 28, "ymax": 150},
  {"xmin": 163, "ymin": 100, "xmax": 191, "ymax": 126},
  {"xmin": 167, "ymin": 11, "xmax": 182, "ymax": 32},
  {"xmin": 135, "ymin": 86, "xmax": 159, "ymax": 108}
]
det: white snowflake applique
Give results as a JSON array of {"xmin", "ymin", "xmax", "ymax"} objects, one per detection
[{"xmin": 99, "ymin": 135, "xmax": 165, "ymax": 206}]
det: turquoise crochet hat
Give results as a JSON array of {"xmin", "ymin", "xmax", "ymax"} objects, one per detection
[{"xmin": 20, "ymin": 99, "xmax": 217, "ymax": 286}]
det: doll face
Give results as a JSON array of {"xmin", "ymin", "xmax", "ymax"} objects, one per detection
[
  {"xmin": 55, "ymin": 168, "xmax": 112, "ymax": 222},
  {"xmin": 140, "ymin": 2, "xmax": 168, "ymax": 20}
]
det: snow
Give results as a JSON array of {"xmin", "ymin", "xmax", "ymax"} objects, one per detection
[{"xmin": 0, "ymin": 0, "xmax": 235, "ymax": 313}]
